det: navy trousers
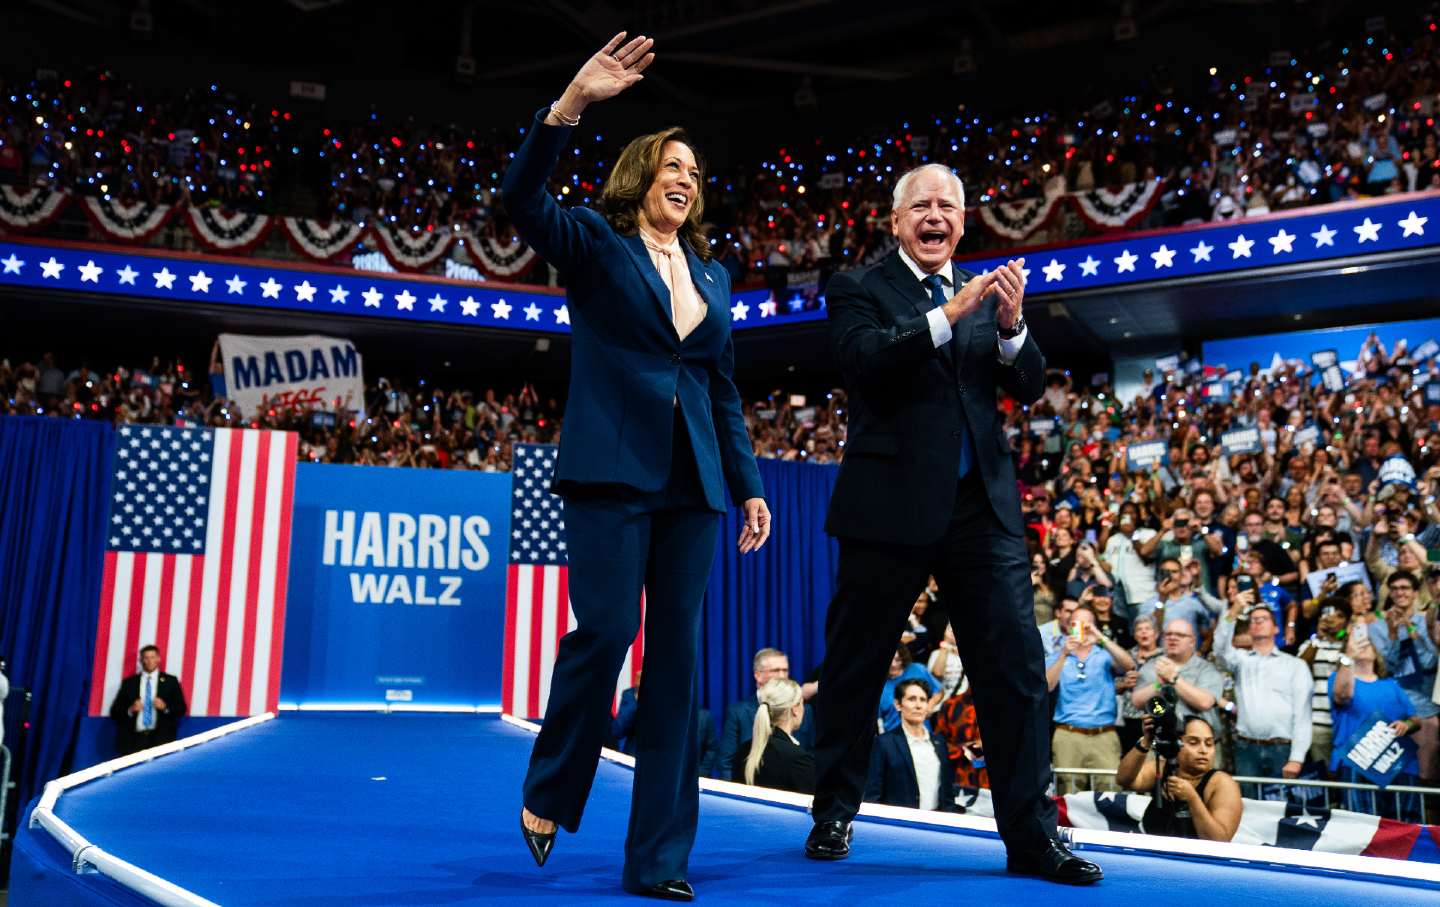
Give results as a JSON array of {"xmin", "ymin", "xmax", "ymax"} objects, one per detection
[{"xmin": 522, "ymin": 416, "xmax": 721, "ymax": 892}]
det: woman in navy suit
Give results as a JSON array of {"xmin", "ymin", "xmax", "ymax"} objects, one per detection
[{"xmin": 504, "ymin": 33, "xmax": 770, "ymax": 901}]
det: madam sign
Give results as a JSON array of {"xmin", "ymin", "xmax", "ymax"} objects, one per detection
[{"xmin": 219, "ymin": 333, "xmax": 365, "ymax": 415}]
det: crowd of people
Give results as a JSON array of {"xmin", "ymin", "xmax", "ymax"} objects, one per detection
[
  {"xmin": 0, "ymin": 346, "xmax": 855, "ymax": 470},
  {"xmin": 8, "ymin": 323, "xmax": 1440, "ymax": 832},
  {"xmin": 4, "ymin": 9, "xmax": 1440, "ymax": 278}
]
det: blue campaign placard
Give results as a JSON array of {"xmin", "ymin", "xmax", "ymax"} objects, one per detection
[
  {"xmin": 1220, "ymin": 427, "xmax": 1262, "ymax": 457},
  {"xmin": 280, "ymin": 463, "xmax": 513, "ymax": 708},
  {"xmin": 1340, "ymin": 712, "xmax": 1417, "ymax": 787},
  {"xmin": 1125, "ymin": 440, "xmax": 1169, "ymax": 472}
]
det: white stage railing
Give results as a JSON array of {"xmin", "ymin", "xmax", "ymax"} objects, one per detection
[{"xmin": 27, "ymin": 712, "xmax": 275, "ymax": 907}]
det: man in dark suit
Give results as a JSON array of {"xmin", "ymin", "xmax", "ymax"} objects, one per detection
[
  {"xmin": 804, "ymin": 163, "xmax": 1103, "ymax": 884},
  {"xmin": 717, "ymin": 647, "xmax": 815, "ymax": 778},
  {"xmin": 865, "ymin": 679, "xmax": 957, "ymax": 811},
  {"xmin": 610, "ymin": 681, "xmax": 722, "ymax": 779},
  {"xmin": 108, "ymin": 645, "xmax": 187, "ymax": 756}
]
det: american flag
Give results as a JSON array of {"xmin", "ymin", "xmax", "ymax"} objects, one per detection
[
  {"xmin": 88, "ymin": 425, "xmax": 297, "ymax": 718},
  {"xmin": 502, "ymin": 444, "xmax": 643, "ymax": 719}
]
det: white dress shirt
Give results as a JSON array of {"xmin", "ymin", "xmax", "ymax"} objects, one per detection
[
  {"xmin": 904, "ymin": 727, "xmax": 942, "ymax": 811},
  {"xmin": 135, "ymin": 669, "xmax": 159, "ymax": 732},
  {"xmin": 896, "ymin": 248, "xmax": 1027, "ymax": 365},
  {"xmin": 1213, "ymin": 617, "xmax": 1314, "ymax": 763}
]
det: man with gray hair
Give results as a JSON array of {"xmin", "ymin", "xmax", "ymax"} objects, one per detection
[
  {"xmin": 718, "ymin": 647, "xmax": 814, "ymax": 779},
  {"xmin": 1130, "ymin": 617, "xmax": 1227, "ymax": 763},
  {"xmin": 806, "ymin": 164, "xmax": 1101, "ymax": 883}
]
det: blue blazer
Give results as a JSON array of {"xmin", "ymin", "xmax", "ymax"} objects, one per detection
[
  {"xmin": 864, "ymin": 728, "xmax": 957, "ymax": 811},
  {"xmin": 502, "ymin": 110, "xmax": 765, "ymax": 511}
]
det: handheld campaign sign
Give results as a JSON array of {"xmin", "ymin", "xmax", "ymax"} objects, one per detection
[
  {"xmin": 1341, "ymin": 713, "xmax": 1417, "ymax": 787},
  {"xmin": 1305, "ymin": 560, "xmax": 1373, "ymax": 598},
  {"xmin": 1321, "ymin": 366, "xmax": 1346, "ymax": 393},
  {"xmin": 1293, "ymin": 424, "xmax": 1321, "ymax": 448},
  {"xmin": 1201, "ymin": 381, "xmax": 1232, "ymax": 403},
  {"xmin": 1378, "ymin": 456, "xmax": 1416, "ymax": 489},
  {"xmin": 1426, "ymin": 383, "xmax": 1440, "ymax": 405},
  {"xmin": 1125, "ymin": 440, "xmax": 1169, "ymax": 472},
  {"xmin": 1310, "ymin": 349, "xmax": 1339, "ymax": 369},
  {"xmin": 1029, "ymin": 418, "xmax": 1057, "ymax": 436},
  {"xmin": 280, "ymin": 463, "xmax": 513, "ymax": 708},
  {"xmin": 1220, "ymin": 427, "xmax": 1262, "ymax": 457},
  {"xmin": 1412, "ymin": 338, "xmax": 1440, "ymax": 362},
  {"xmin": 1154, "ymin": 354, "xmax": 1181, "ymax": 374}
]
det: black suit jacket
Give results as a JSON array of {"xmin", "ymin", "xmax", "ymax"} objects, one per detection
[
  {"xmin": 825, "ymin": 251, "xmax": 1045, "ymax": 543},
  {"xmin": 864, "ymin": 728, "xmax": 957, "ymax": 811},
  {"xmin": 108, "ymin": 672, "xmax": 187, "ymax": 747},
  {"xmin": 731, "ymin": 730, "xmax": 816, "ymax": 794}
]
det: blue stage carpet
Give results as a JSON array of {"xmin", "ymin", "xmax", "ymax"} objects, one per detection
[{"xmin": 13, "ymin": 714, "xmax": 1440, "ymax": 904}]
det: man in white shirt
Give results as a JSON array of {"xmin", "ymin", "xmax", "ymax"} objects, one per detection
[
  {"xmin": 1213, "ymin": 591, "xmax": 1313, "ymax": 800},
  {"xmin": 1102, "ymin": 510, "xmax": 1157, "ymax": 615},
  {"xmin": 108, "ymin": 645, "xmax": 188, "ymax": 755}
]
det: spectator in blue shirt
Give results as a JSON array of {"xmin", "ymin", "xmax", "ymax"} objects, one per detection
[
  {"xmin": 1329, "ymin": 632, "xmax": 1422, "ymax": 820},
  {"xmin": 1365, "ymin": 571, "xmax": 1440, "ymax": 785},
  {"xmin": 1046, "ymin": 606, "xmax": 1136, "ymax": 793},
  {"xmin": 1135, "ymin": 557, "xmax": 1220, "ymax": 641},
  {"xmin": 879, "ymin": 646, "xmax": 939, "ymax": 733}
]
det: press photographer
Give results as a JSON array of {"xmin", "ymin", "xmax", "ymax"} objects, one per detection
[{"xmin": 1115, "ymin": 709, "xmax": 1242, "ymax": 842}]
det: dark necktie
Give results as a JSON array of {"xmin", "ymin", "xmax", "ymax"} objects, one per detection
[{"xmin": 923, "ymin": 273, "xmax": 974, "ymax": 478}]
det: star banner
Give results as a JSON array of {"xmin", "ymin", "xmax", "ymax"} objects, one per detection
[{"xmin": 3, "ymin": 192, "xmax": 1437, "ymax": 335}]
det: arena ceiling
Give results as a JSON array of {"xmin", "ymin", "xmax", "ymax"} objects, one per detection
[{"xmin": 8, "ymin": 0, "xmax": 1394, "ymax": 163}]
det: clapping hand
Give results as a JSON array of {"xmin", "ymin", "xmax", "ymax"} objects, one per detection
[{"xmin": 993, "ymin": 259, "xmax": 1026, "ymax": 331}]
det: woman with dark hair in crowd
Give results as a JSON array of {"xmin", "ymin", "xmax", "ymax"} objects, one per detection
[
  {"xmin": 1045, "ymin": 526, "xmax": 1078, "ymax": 603},
  {"xmin": 504, "ymin": 33, "xmax": 769, "ymax": 901},
  {"xmin": 1116, "ymin": 715, "xmax": 1242, "ymax": 842},
  {"xmin": 1340, "ymin": 580, "xmax": 1379, "ymax": 630}
]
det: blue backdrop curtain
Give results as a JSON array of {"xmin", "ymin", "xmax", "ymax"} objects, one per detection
[
  {"xmin": 699, "ymin": 458, "xmax": 839, "ymax": 728},
  {"xmin": 0, "ymin": 416, "xmax": 114, "ymax": 811}
]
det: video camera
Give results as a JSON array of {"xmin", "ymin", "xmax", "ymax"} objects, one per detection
[
  {"xmin": 1146, "ymin": 683, "xmax": 1182, "ymax": 760},
  {"xmin": 1146, "ymin": 683, "xmax": 1190, "ymax": 818}
]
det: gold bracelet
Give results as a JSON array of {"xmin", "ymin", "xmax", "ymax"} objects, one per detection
[{"xmin": 549, "ymin": 102, "xmax": 581, "ymax": 127}]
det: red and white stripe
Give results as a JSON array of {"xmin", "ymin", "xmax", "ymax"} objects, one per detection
[
  {"xmin": 501, "ymin": 564, "xmax": 644, "ymax": 719},
  {"xmin": 88, "ymin": 428, "xmax": 297, "ymax": 718}
]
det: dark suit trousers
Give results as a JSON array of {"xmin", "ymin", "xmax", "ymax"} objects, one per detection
[
  {"xmin": 523, "ymin": 417, "xmax": 721, "ymax": 892},
  {"xmin": 812, "ymin": 470, "xmax": 1056, "ymax": 853}
]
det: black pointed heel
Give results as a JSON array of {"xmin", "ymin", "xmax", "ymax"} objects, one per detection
[{"xmin": 520, "ymin": 812, "xmax": 557, "ymax": 867}]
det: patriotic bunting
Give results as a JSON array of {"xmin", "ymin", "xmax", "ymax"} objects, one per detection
[
  {"xmin": 976, "ymin": 192, "xmax": 1066, "ymax": 241},
  {"xmin": 0, "ymin": 186, "xmax": 69, "ymax": 232},
  {"xmin": 279, "ymin": 217, "xmax": 366, "ymax": 263},
  {"xmin": 186, "ymin": 207, "xmax": 273, "ymax": 254},
  {"xmin": 80, "ymin": 196, "xmax": 174, "ymax": 243},
  {"xmin": 1072, "ymin": 180, "xmax": 1163, "ymax": 230},
  {"xmin": 464, "ymin": 231, "xmax": 538, "ymax": 279},
  {"xmin": 370, "ymin": 221, "xmax": 453, "ymax": 271}
]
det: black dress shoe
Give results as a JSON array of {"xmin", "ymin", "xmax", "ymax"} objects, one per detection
[
  {"xmin": 805, "ymin": 820, "xmax": 854, "ymax": 860},
  {"xmin": 1006, "ymin": 840, "xmax": 1103, "ymax": 885},
  {"xmin": 639, "ymin": 880, "xmax": 694, "ymax": 901},
  {"xmin": 520, "ymin": 812, "xmax": 556, "ymax": 868}
]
